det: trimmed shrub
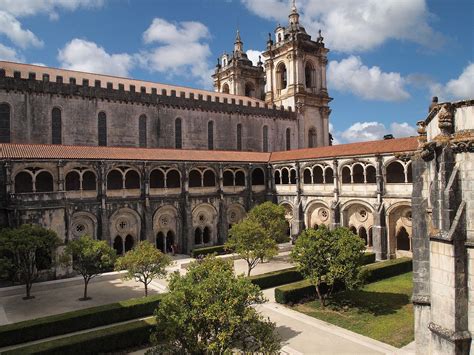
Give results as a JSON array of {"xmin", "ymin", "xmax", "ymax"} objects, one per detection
[
  {"xmin": 191, "ymin": 245, "xmax": 228, "ymax": 258},
  {"xmin": 275, "ymin": 258, "xmax": 412, "ymax": 304},
  {"xmin": 249, "ymin": 267, "xmax": 303, "ymax": 289},
  {"xmin": 4, "ymin": 318, "xmax": 156, "ymax": 355},
  {"xmin": 0, "ymin": 294, "xmax": 162, "ymax": 348},
  {"xmin": 361, "ymin": 252, "xmax": 376, "ymax": 265}
]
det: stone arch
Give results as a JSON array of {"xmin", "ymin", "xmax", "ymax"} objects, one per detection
[
  {"xmin": 150, "ymin": 169, "xmax": 166, "ymax": 188},
  {"xmin": 386, "ymin": 160, "xmax": 406, "ymax": 183},
  {"xmin": 359, "ymin": 226, "xmax": 368, "ymax": 245},
  {"xmin": 305, "ymin": 61, "xmax": 316, "ymax": 88},
  {"xmin": 153, "ymin": 205, "xmax": 178, "ymax": 253},
  {"xmin": 35, "ymin": 171, "xmax": 54, "ymax": 192},
  {"xmin": 312, "ymin": 165, "xmax": 324, "ymax": 184},
  {"xmin": 222, "ymin": 83, "xmax": 230, "ymax": 94},
  {"xmin": 113, "ymin": 236, "xmax": 123, "ymax": 255},
  {"xmin": 245, "ymin": 82, "xmax": 255, "ymax": 97},
  {"xmin": 251, "ymin": 167, "xmax": 265, "ymax": 186},
  {"xmin": 166, "ymin": 169, "xmax": 181, "ymax": 188},
  {"xmin": 82, "ymin": 170, "xmax": 97, "ymax": 191},
  {"xmin": 352, "ymin": 164, "xmax": 365, "ymax": 184},
  {"xmin": 70, "ymin": 211, "xmax": 97, "ymax": 240},
  {"xmin": 274, "ymin": 170, "xmax": 281, "ymax": 185},
  {"xmin": 14, "ymin": 171, "xmax": 33, "ymax": 193},
  {"xmin": 65, "ymin": 170, "xmax": 81, "ymax": 191},
  {"xmin": 341, "ymin": 200, "xmax": 375, "ymax": 238},
  {"xmin": 386, "ymin": 203, "xmax": 412, "ymax": 256},
  {"xmin": 223, "ymin": 170, "xmax": 234, "ymax": 186},
  {"xmin": 235, "ymin": 170, "xmax": 245, "ymax": 186},
  {"xmin": 366, "ymin": 165, "xmax": 377, "ymax": 183},
  {"xmin": 189, "ymin": 169, "xmax": 202, "ymax": 188},
  {"xmin": 107, "ymin": 169, "xmax": 123, "ymax": 190},
  {"xmin": 280, "ymin": 201, "xmax": 294, "ymax": 238},
  {"xmin": 109, "ymin": 208, "xmax": 141, "ymax": 250},
  {"xmin": 276, "ymin": 61, "xmax": 287, "ymax": 89},
  {"xmin": 341, "ymin": 166, "xmax": 351, "ymax": 184},
  {"xmin": 227, "ymin": 203, "xmax": 246, "ymax": 228},
  {"xmin": 203, "ymin": 169, "xmax": 216, "ymax": 187},
  {"xmin": 281, "ymin": 168, "xmax": 290, "ymax": 184},
  {"xmin": 192, "ymin": 203, "xmax": 218, "ymax": 246},
  {"xmin": 305, "ymin": 200, "xmax": 330, "ymax": 229},
  {"xmin": 324, "ymin": 167, "xmax": 334, "ymax": 184},
  {"xmin": 303, "ymin": 168, "xmax": 312, "ymax": 184},
  {"xmin": 125, "ymin": 169, "xmax": 140, "ymax": 189}
]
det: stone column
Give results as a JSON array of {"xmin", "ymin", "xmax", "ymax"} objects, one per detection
[
  {"xmin": 372, "ymin": 203, "xmax": 387, "ymax": 260},
  {"xmin": 330, "ymin": 159, "xmax": 340, "ymax": 230},
  {"xmin": 143, "ymin": 163, "xmax": 153, "ymax": 243},
  {"xmin": 181, "ymin": 163, "xmax": 193, "ymax": 254},
  {"xmin": 97, "ymin": 161, "xmax": 109, "ymax": 243},
  {"xmin": 57, "ymin": 160, "xmax": 64, "ymax": 191},
  {"xmin": 292, "ymin": 162, "xmax": 304, "ymax": 237}
]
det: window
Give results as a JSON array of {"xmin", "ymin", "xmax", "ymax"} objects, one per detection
[
  {"xmin": 15, "ymin": 172, "xmax": 33, "ymax": 193},
  {"xmin": 203, "ymin": 170, "xmax": 216, "ymax": 187},
  {"xmin": 286, "ymin": 128, "xmax": 291, "ymax": 150},
  {"xmin": 308, "ymin": 128, "xmax": 316, "ymax": 148},
  {"xmin": 277, "ymin": 63, "xmax": 287, "ymax": 89},
  {"xmin": 65, "ymin": 171, "xmax": 80, "ymax": 191},
  {"xmin": 35, "ymin": 171, "xmax": 54, "ymax": 192},
  {"xmin": 222, "ymin": 83, "xmax": 230, "ymax": 94},
  {"xmin": 125, "ymin": 170, "xmax": 140, "ymax": 189},
  {"xmin": 150, "ymin": 169, "xmax": 165, "ymax": 188},
  {"xmin": 237, "ymin": 124, "xmax": 242, "ymax": 151},
  {"xmin": 0, "ymin": 103, "xmax": 11, "ymax": 143},
  {"xmin": 166, "ymin": 169, "xmax": 181, "ymax": 188},
  {"xmin": 305, "ymin": 63, "xmax": 314, "ymax": 88},
  {"xmin": 245, "ymin": 83, "xmax": 255, "ymax": 97},
  {"xmin": 51, "ymin": 108, "xmax": 62, "ymax": 145},
  {"xmin": 175, "ymin": 118, "xmax": 182, "ymax": 149},
  {"xmin": 263, "ymin": 125, "xmax": 268, "ymax": 152},
  {"xmin": 139, "ymin": 115, "xmax": 147, "ymax": 148},
  {"xmin": 208, "ymin": 121, "xmax": 214, "ymax": 150},
  {"xmin": 386, "ymin": 161, "xmax": 406, "ymax": 183},
  {"xmin": 82, "ymin": 171, "xmax": 97, "ymax": 191},
  {"xmin": 98, "ymin": 112, "xmax": 107, "ymax": 146},
  {"xmin": 107, "ymin": 170, "xmax": 123, "ymax": 190},
  {"xmin": 251, "ymin": 168, "xmax": 265, "ymax": 185}
]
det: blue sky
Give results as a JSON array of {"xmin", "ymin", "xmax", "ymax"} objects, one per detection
[{"xmin": 0, "ymin": 0, "xmax": 472, "ymax": 144}]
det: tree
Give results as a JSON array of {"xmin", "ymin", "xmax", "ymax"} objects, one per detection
[
  {"xmin": 247, "ymin": 201, "xmax": 289, "ymax": 243},
  {"xmin": 290, "ymin": 226, "xmax": 366, "ymax": 307},
  {"xmin": 115, "ymin": 241, "xmax": 172, "ymax": 296},
  {"xmin": 147, "ymin": 257, "xmax": 281, "ymax": 353},
  {"xmin": 0, "ymin": 224, "xmax": 60, "ymax": 299},
  {"xmin": 61, "ymin": 236, "xmax": 116, "ymax": 301},
  {"xmin": 226, "ymin": 219, "xmax": 278, "ymax": 276}
]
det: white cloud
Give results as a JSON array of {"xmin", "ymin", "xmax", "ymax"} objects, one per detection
[
  {"xmin": 430, "ymin": 63, "xmax": 474, "ymax": 101},
  {"xmin": 0, "ymin": 0, "xmax": 105, "ymax": 17},
  {"xmin": 139, "ymin": 18, "xmax": 213, "ymax": 87},
  {"xmin": 58, "ymin": 39, "xmax": 134, "ymax": 77},
  {"xmin": 328, "ymin": 55, "xmax": 410, "ymax": 101},
  {"xmin": 334, "ymin": 121, "xmax": 417, "ymax": 143},
  {"xmin": 0, "ymin": 43, "xmax": 23, "ymax": 61},
  {"xmin": 0, "ymin": 11, "xmax": 43, "ymax": 48},
  {"xmin": 246, "ymin": 50, "xmax": 263, "ymax": 66},
  {"xmin": 241, "ymin": 0, "xmax": 444, "ymax": 53}
]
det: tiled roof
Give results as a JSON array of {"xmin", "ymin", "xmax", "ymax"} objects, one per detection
[{"xmin": 0, "ymin": 137, "xmax": 419, "ymax": 163}]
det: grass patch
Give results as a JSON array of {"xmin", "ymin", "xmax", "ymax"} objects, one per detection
[{"xmin": 291, "ymin": 272, "xmax": 414, "ymax": 348}]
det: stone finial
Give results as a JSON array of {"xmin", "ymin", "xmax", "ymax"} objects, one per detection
[
  {"xmin": 438, "ymin": 103, "xmax": 454, "ymax": 136},
  {"xmin": 429, "ymin": 96, "xmax": 438, "ymax": 112},
  {"xmin": 317, "ymin": 29, "xmax": 324, "ymax": 43}
]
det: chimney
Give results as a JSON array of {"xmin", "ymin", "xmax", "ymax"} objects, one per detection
[{"xmin": 383, "ymin": 134, "xmax": 394, "ymax": 140}]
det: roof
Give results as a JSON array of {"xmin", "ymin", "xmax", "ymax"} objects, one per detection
[{"xmin": 0, "ymin": 137, "xmax": 419, "ymax": 163}]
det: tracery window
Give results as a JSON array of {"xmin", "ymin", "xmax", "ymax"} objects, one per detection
[
  {"xmin": 175, "ymin": 118, "xmax": 182, "ymax": 149},
  {"xmin": 208, "ymin": 121, "xmax": 214, "ymax": 150},
  {"xmin": 98, "ymin": 112, "xmax": 107, "ymax": 146},
  {"xmin": 263, "ymin": 125, "xmax": 269, "ymax": 152},
  {"xmin": 139, "ymin": 114, "xmax": 147, "ymax": 148},
  {"xmin": 0, "ymin": 103, "xmax": 11, "ymax": 143},
  {"xmin": 51, "ymin": 108, "xmax": 62, "ymax": 145}
]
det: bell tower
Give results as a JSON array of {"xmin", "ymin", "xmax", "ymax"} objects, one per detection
[{"xmin": 261, "ymin": 0, "xmax": 332, "ymax": 148}]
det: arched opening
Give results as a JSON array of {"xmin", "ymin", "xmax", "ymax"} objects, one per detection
[
  {"xmin": 0, "ymin": 103, "xmax": 11, "ymax": 143},
  {"xmin": 235, "ymin": 171, "xmax": 245, "ymax": 186},
  {"xmin": 313, "ymin": 224, "xmax": 319, "ymax": 230},
  {"xmin": 166, "ymin": 231, "xmax": 175, "ymax": 253},
  {"xmin": 303, "ymin": 169, "xmax": 312, "ymax": 184},
  {"xmin": 222, "ymin": 83, "xmax": 230, "ymax": 94},
  {"xmin": 262, "ymin": 126, "xmax": 268, "ymax": 152},
  {"xmin": 386, "ymin": 161, "xmax": 405, "ymax": 183},
  {"xmin": 175, "ymin": 118, "xmax": 182, "ymax": 149},
  {"xmin": 281, "ymin": 169, "xmax": 289, "ymax": 184},
  {"xmin": 286, "ymin": 128, "xmax": 291, "ymax": 150},
  {"xmin": 245, "ymin": 82, "xmax": 255, "ymax": 97},
  {"xmin": 166, "ymin": 169, "xmax": 181, "ymax": 188},
  {"xmin": 189, "ymin": 170, "xmax": 202, "ymax": 188},
  {"xmin": 308, "ymin": 128, "xmax": 316, "ymax": 148},
  {"xmin": 274, "ymin": 171, "xmax": 281, "ymax": 185},
  {"xmin": 114, "ymin": 236, "xmax": 123, "ymax": 256},
  {"xmin": 342, "ymin": 166, "xmax": 351, "ymax": 184},
  {"xmin": 51, "ymin": 107, "xmax": 62, "ymax": 145},
  {"xmin": 150, "ymin": 169, "xmax": 165, "ymax": 188},
  {"xmin": 359, "ymin": 227, "xmax": 368, "ymax": 246},
  {"xmin": 406, "ymin": 164, "xmax": 413, "ymax": 183},
  {"xmin": 65, "ymin": 171, "xmax": 81, "ymax": 191},
  {"xmin": 353, "ymin": 164, "xmax": 364, "ymax": 183},
  {"xmin": 223, "ymin": 171, "xmax": 234, "ymax": 186},
  {"xmin": 236, "ymin": 123, "xmax": 242, "ymax": 151},
  {"xmin": 125, "ymin": 235, "xmax": 134, "ymax": 252},
  {"xmin": 312, "ymin": 166, "xmax": 324, "ymax": 184},
  {"xmin": 203, "ymin": 170, "xmax": 216, "ymax": 187},
  {"xmin": 203, "ymin": 227, "xmax": 211, "ymax": 244},
  {"xmin": 125, "ymin": 170, "xmax": 140, "ymax": 189},
  {"xmin": 207, "ymin": 121, "xmax": 214, "ymax": 150},
  {"xmin": 251, "ymin": 168, "xmax": 265, "ymax": 185},
  {"xmin": 305, "ymin": 63, "xmax": 314, "ymax": 88},
  {"xmin": 107, "ymin": 170, "xmax": 123, "ymax": 190},
  {"xmin": 349, "ymin": 226, "xmax": 357, "ymax": 235},
  {"xmin": 156, "ymin": 232, "xmax": 165, "ymax": 253},
  {"xmin": 366, "ymin": 166, "xmax": 376, "ymax": 183},
  {"xmin": 82, "ymin": 171, "xmax": 96, "ymax": 191},
  {"xmin": 396, "ymin": 227, "xmax": 410, "ymax": 251},
  {"xmin": 290, "ymin": 170, "xmax": 297, "ymax": 184},
  {"xmin": 35, "ymin": 171, "xmax": 54, "ymax": 192},
  {"xmin": 15, "ymin": 172, "xmax": 33, "ymax": 193},
  {"xmin": 325, "ymin": 168, "xmax": 334, "ymax": 184},
  {"xmin": 98, "ymin": 111, "xmax": 107, "ymax": 146},
  {"xmin": 139, "ymin": 114, "xmax": 147, "ymax": 148},
  {"xmin": 277, "ymin": 63, "xmax": 287, "ymax": 89},
  {"xmin": 194, "ymin": 228, "xmax": 203, "ymax": 245},
  {"xmin": 368, "ymin": 227, "xmax": 373, "ymax": 247}
]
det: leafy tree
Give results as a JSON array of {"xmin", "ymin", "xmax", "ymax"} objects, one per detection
[
  {"xmin": 247, "ymin": 201, "xmax": 289, "ymax": 243},
  {"xmin": 115, "ymin": 241, "xmax": 172, "ymax": 296},
  {"xmin": 0, "ymin": 224, "xmax": 60, "ymax": 299},
  {"xmin": 226, "ymin": 219, "xmax": 278, "ymax": 276},
  {"xmin": 147, "ymin": 256, "xmax": 281, "ymax": 353},
  {"xmin": 61, "ymin": 236, "xmax": 116, "ymax": 300},
  {"xmin": 290, "ymin": 226, "xmax": 366, "ymax": 307}
]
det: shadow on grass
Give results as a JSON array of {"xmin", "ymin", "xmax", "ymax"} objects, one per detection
[
  {"xmin": 327, "ymin": 290, "xmax": 410, "ymax": 316},
  {"xmin": 275, "ymin": 324, "xmax": 301, "ymax": 344}
]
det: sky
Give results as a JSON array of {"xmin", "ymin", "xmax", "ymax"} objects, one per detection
[{"xmin": 0, "ymin": 0, "xmax": 472, "ymax": 144}]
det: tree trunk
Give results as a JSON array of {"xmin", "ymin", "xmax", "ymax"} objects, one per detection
[
  {"xmin": 316, "ymin": 284, "xmax": 326, "ymax": 307},
  {"xmin": 81, "ymin": 278, "xmax": 91, "ymax": 300},
  {"xmin": 145, "ymin": 282, "xmax": 148, "ymax": 297},
  {"xmin": 23, "ymin": 281, "xmax": 34, "ymax": 300}
]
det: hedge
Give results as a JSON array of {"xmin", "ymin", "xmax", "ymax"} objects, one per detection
[
  {"xmin": 275, "ymin": 258, "xmax": 412, "ymax": 304},
  {"xmin": 4, "ymin": 318, "xmax": 156, "ymax": 355},
  {"xmin": 249, "ymin": 267, "xmax": 303, "ymax": 289},
  {"xmin": 0, "ymin": 294, "xmax": 162, "ymax": 348},
  {"xmin": 191, "ymin": 245, "xmax": 229, "ymax": 258},
  {"xmin": 361, "ymin": 252, "xmax": 376, "ymax": 265}
]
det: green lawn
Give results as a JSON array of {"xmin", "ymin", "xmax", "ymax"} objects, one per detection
[{"xmin": 291, "ymin": 272, "xmax": 414, "ymax": 348}]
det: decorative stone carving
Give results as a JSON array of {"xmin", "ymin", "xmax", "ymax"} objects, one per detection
[{"xmin": 438, "ymin": 103, "xmax": 454, "ymax": 136}]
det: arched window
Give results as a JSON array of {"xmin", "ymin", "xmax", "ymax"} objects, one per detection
[
  {"xmin": 245, "ymin": 82, "xmax": 255, "ymax": 97},
  {"xmin": 166, "ymin": 231, "xmax": 175, "ymax": 253},
  {"xmin": 0, "ymin": 103, "xmax": 11, "ymax": 143},
  {"xmin": 175, "ymin": 118, "xmax": 182, "ymax": 149},
  {"xmin": 139, "ymin": 114, "xmax": 147, "ymax": 148},
  {"xmin": 303, "ymin": 169, "xmax": 311, "ymax": 184},
  {"xmin": 125, "ymin": 235, "xmax": 134, "ymax": 252},
  {"xmin": 274, "ymin": 171, "xmax": 281, "ymax": 185},
  {"xmin": 366, "ymin": 166, "xmax": 376, "ymax": 183},
  {"xmin": 235, "ymin": 171, "xmax": 245, "ymax": 186},
  {"xmin": 305, "ymin": 62, "xmax": 314, "ymax": 88},
  {"xmin": 223, "ymin": 171, "xmax": 234, "ymax": 186},
  {"xmin": 82, "ymin": 171, "xmax": 96, "ymax": 191},
  {"xmin": 203, "ymin": 227, "xmax": 211, "ymax": 244},
  {"xmin": 15, "ymin": 172, "xmax": 33, "ymax": 193},
  {"xmin": 406, "ymin": 163, "xmax": 413, "ymax": 183},
  {"xmin": 189, "ymin": 170, "xmax": 202, "ymax": 188},
  {"xmin": 194, "ymin": 228, "xmax": 203, "ymax": 245},
  {"xmin": 368, "ymin": 227, "xmax": 373, "ymax": 247},
  {"xmin": 150, "ymin": 169, "xmax": 165, "ymax": 188},
  {"xmin": 277, "ymin": 63, "xmax": 287, "ymax": 89},
  {"xmin": 222, "ymin": 83, "xmax": 230, "ymax": 94},
  {"xmin": 325, "ymin": 168, "xmax": 334, "ymax": 184},
  {"xmin": 35, "ymin": 171, "xmax": 54, "ymax": 192},
  {"xmin": 353, "ymin": 164, "xmax": 364, "ymax": 183},
  {"xmin": 166, "ymin": 169, "xmax": 181, "ymax": 188},
  {"xmin": 349, "ymin": 226, "xmax": 357, "ymax": 235},
  {"xmin": 386, "ymin": 161, "xmax": 405, "ymax": 183},
  {"xmin": 308, "ymin": 128, "xmax": 316, "ymax": 148},
  {"xmin": 51, "ymin": 108, "xmax": 62, "ymax": 145},
  {"xmin": 107, "ymin": 170, "xmax": 123, "ymax": 190},
  {"xmin": 312, "ymin": 166, "xmax": 324, "ymax": 184},
  {"xmin": 251, "ymin": 168, "xmax": 265, "ymax": 186},
  {"xmin": 286, "ymin": 128, "xmax": 291, "ymax": 150},
  {"xmin": 396, "ymin": 227, "xmax": 410, "ymax": 251},
  {"xmin": 359, "ymin": 227, "xmax": 368, "ymax": 246},
  {"xmin": 208, "ymin": 121, "xmax": 214, "ymax": 150},
  {"xmin": 114, "ymin": 236, "xmax": 123, "ymax": 255},
  {"xmin": 98, "ymin": 112, "xmax": 107, "ymax": 146},
  {"xmin": 65, "ymin": 171, "xmax": 80, "ymax": 191},
  {"xmin": 290, "ymin": 169, "xmax": 297, "ymax": 184},
  {"xmin": 342, "ymin": 166, "xmax": 351, "ymax": 184},
  {"xmin": 203, "ymin": 170, "xmax": 216, "ymax": 187},
  {"xmin": 262, "ymin": 125, "xmax": 268, "ymax": 152},
  {"xmin": 236, "ymin": 124, "xmax": 242, "ymax": 151},
  {"xmin": 125, "ymin": 170, "xmax": 140, "ymax": 189},
  {"xmin": 281, "ymin": 169, "xmax": 289, "ymax": 184},
  {"xmin": 156, "ymin": 232, "xmax": 165, "ymax": 252}
]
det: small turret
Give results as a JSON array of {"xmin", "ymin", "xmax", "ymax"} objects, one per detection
[
  {"xmin": 234, "ymin": 30, "xmax": 243, "ymax": 54},
  {"xmin": 289, "ymin": 0, "xmax": 300, "ymax": 26}
]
